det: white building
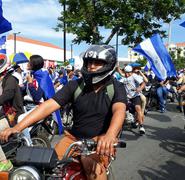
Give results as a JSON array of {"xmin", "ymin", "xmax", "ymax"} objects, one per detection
[
  {"xmin": 168, "ymin": 42, "xmax": 185, "ymax": 58},
  {"xmin": 6, "ymin": 35, "xmax": 71, "ymax": 67}
]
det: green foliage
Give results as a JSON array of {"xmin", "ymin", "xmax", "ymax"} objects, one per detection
[
  {"xmin": 136, "ymin": 57, "xmax": 147, "ymax": 67},
  {"xmin": 169, "ymin": 49, "xmax": 185, "ymax": 70},
  {"xmin": 57, "ymin": 0, "xmax": 185, "ymax": 46},
  {"xmin": 173, "ymin": 56, "xmax": 185, "ymax": 70},
  {"xmin": 63, "ymin": 61, "xmax": 70, "ymax": 66}
]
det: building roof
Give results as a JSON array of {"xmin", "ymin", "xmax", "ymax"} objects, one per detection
[
  {"xmin": 7, "ymin": 34, "xmax": 63, "ymax": 50},
  {"xmin": 176, "ymin": 42, "xmax": 185, "ymax": 48}
]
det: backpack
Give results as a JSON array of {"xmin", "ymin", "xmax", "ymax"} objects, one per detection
[{"xmin": 62, "ymin": 80, "xmax": 115, "ymax": 129}]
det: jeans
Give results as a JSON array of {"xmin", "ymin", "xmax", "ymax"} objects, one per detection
[{"xmin": 157, "ymin": 86, "xmax": 168, "ymax": 111}]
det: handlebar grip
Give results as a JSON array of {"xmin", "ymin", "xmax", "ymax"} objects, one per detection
[
  {"xmin": 116, "ymin": 140, "xmax": 126, "ymax": 148},
  {"xmin": 0, "ymin": 133, "xmax": 19, "ymax": 145}
]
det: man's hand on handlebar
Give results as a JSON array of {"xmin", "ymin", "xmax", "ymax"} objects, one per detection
[
  {"xmin": 96, "ymin": 134, "xmax": 117, "ymax": 157},
  {"xmin": 0, "ymin": 127, "xmax": 20, "ymax": 142}
]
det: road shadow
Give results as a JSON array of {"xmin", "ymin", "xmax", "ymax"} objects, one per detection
[
  {"xmin": 166, "ymin": 103, "xmax": 180, "ymax": 113},
  {"xmin": 138, "ymin": 161, "xmax": 185, "ymax": 180},
  {"xmin": 146, "ymin": 113, "xmax": 171, "ymax": 122},
  {"xmin": 120, "ymin": 129, "xmax": 141, "ymax": 141},
  {"xmin": 159, "ymin": 139, "xmax": 185, "ymax": 158},
  {"xmin": 145, "ymin": 124, "xmax": 185, "ymax": 157}
]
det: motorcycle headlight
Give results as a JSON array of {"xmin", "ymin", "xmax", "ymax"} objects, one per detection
[{"xmin": 10, "ymin": 166, "xmax": 40, "ymax": 180}]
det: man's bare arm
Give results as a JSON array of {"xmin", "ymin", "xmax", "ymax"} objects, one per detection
[
  {"xmin": 96, "ymin": 102, "xmax": 126, "ymax": 156},
  {"xmin": 0, "ymin": 99, "xmax": 61, "ymax": 141}
]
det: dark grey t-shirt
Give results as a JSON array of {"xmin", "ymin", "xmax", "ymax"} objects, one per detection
[{"xmin": 52, "ymin": 78, "xmax": 127, "ymax": 138}]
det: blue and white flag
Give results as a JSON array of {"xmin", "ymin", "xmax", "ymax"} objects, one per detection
[
  {"xmin": 144, "ymin": 61, "xmax": 151, "ymax": 72},
  {"xmin": 0, "ymin": 0, "xmax": 12, "ymax": 34},
  {"xmin": 0, "ymin": 35, "xmax": 6, "ymax": 54},
  {"xmin": 33, "ymin": 69, "xmax": 63, "ymax": 134},
  {"xmin": 133, "ymin": 34, "xmax": 177, "ymax": 80},
  {"xmin": 180, "ymin": 21, "xmax": 185, "ymax": 28}
]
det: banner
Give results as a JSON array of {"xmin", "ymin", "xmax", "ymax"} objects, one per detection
[
  {"xmin": 133, "ymin": 34, "xmax": 176, "ymax": 80},
  {"xmin": 0, "ymin": 0, "xmax": 12, "ymax": 34},
  {"xmin": 144, "ymin": 61, "xmax": 151, "ymax": 71},
  {"xmin": 33, "ymin": 69, "xmax": 63, "ymax": 134},
  {"xmin": 180, "ymin": 21, "xmax": 185, "ymax": 28},
  {"xmin": 0, "ymin": 35, "xmax": 6, "ymax": 54}
]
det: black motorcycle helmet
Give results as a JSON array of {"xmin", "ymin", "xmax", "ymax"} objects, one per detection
[
  {"xmin": 81, "ymin": 45, "xmax": 117, "ymax": 85},
  {"xmin": 0, "ymin": 54, "xmax": 9, "ymax": 76}
]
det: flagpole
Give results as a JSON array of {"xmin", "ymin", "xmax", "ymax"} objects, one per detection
[
  {"xmin": 168, "ymin": 21, "xmax": 172, "ymax": 51},
  {"xmin": 13, "ymin": 32, "xmax": 21, "ymax": 54},
  {"xmin": 63, "ymin": 1, "xmax": 66, "ymax": 62}
]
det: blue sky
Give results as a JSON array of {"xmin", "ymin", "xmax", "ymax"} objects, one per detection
[{"xmin": 1, "ymin": 0, "xmax": 185, "ymax": 59}]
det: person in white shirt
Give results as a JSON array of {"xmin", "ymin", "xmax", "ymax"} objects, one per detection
[
  {"xmin": 12, "ymin": 65, "xmax": 24, "ymax": 88},
  {"xmin": 120, "ymin": 65, "xmax": 146, "ymax": 134}
]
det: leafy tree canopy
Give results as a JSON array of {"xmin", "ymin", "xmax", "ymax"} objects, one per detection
[
  {"xmin": 56, "ymin": 0, "xmax": 185, "ymax": 46},
  {"xmin": 170, "ymin": 49, "xmax": 185, "ymax": 70}
]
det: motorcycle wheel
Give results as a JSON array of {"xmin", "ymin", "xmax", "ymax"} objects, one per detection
[{"xmin": 31, "ymin": 134, "xmax": 51, "ymax": 148}]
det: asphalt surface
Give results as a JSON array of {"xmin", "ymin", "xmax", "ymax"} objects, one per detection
[
  {"xmin": 113, "ymin": 103, "xmax": 185, "ymax": 180},
  {"xmin": 52, "ymin": 103, "xmax": 185, "ymax": 180}
]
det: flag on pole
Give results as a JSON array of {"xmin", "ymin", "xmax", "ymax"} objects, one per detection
[
  {"xmin": 180, "ymin": 21, "xmax": 185, "ymax": 28},
  {"xmin": 0, "ymin": 35, "xmax": 6, "ymax": 54},
  {"xmin": 144, "ymin": 61, "xmax": 151, "ymax": 71},
  {"xmin": 0, "ymin": 0, "xmax": 12, "ymax": 34},
  {"xmin": 133, "ymin": 34, "xmax": 176, "ymax": 80},
  {"xmin": 33, "ymin": 69, "xmax": 63, "ymax": 134}
]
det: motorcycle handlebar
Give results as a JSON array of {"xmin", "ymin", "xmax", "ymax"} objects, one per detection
[
  {"xmin": 0, "ymin": 133, "xmax": 19, "ymax": 145},
  {"xmin": 62, "ymin": 138, "xmax": 126, "ymax": 159},
  {"xmin": 0, "ymin": 133, "xmax": 31, "ymax": 146},
  {"xmin": 81, "ymin": 139, "xmax": 126, "ymax": 148},
  {"xmin": 115, "ymin": 139, "xmax": 127, "ymax": 148}
]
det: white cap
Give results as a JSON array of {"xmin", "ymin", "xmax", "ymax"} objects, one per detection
[
  {"xmin": 124, "ymin": 65, "xmax": 133, "ymax": 73},
  {"xmin": 66, "ymin": 64, "xmax": 73, "ymax": 70}
]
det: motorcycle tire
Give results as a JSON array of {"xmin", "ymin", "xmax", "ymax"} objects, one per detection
[{"xmin": 31, "ymin": 134, "xmax": 51, "ymax": 148}]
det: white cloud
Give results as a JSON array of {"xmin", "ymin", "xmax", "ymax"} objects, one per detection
[
  {"xmin": 1, "ymin": 0, "xmax": 128, "ymax": 57},
  {"xmin": 2, "ymin": 0, "xmax": 64, "ymax": 39}
]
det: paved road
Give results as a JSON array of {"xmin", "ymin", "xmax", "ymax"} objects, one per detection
[
  {"xmin": 113, "ymin": 103, "xmax": 185, "ymax": 180},
  {"xmin": 52, "ymin": 103, "xmax": 185, "ymax": 180}
]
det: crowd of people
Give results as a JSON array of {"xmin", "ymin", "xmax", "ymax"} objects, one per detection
[{"xmin": 0, "ymin": 44, "xmax": 184, "ymax": 180}]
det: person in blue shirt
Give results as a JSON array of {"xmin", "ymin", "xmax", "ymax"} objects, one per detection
[
  {"xmin": 54, "ymin": 69, "xmax": 68, "ymax": 91},
  {"xmin": 48, "ymin": 67, "xmax": 59, "ymax": 84}
]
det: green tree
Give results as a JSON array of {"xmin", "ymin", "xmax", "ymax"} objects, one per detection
[
  {"xmin": 170, "ymin": 48, "xmax": 185, "ymax": 70},
  {"xmin": 56, "ymin": 0, "xmax": 185, "ymax": 46},
  {"xmin": 136, "ymin": 57, "xmax": 147, "ymax": 67}
]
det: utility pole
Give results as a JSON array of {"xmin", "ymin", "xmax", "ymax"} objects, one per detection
[
  {"xmin": 13, "ymin": 32, "xmax": 21, "ymax": 54},
  {"xmin": 168, "ymin": 21, "xmax": 172, "ymax": 51},
  {"xmin": 116, "ymin": 31, "xmax": 119, "ymax": 57},
  {"xmin": 63, "ymin": 1, "xmax": 66, "ymax": 62},
  {"xmin": 71, "ymin": 44, "xmax": 73, "ymax": 59}
]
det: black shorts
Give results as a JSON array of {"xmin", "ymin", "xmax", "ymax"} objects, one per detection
[{"xmin": 130, "ymin": 96, "xmax": 141, "ymax": 106}]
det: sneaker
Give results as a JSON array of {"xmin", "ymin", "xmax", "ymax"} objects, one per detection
[
  {"xmin": 131, "ymin": 121, "xmax": 139, "ymax": 129},
  {"xmin": 159, "ymin": 108, "xmax": 165, "ymax": 113},
  {"xmin": 0, "ymin": 160, "xmax": 13, "ymax": 172},
  {"xmin": 139, "ymin": 125, "xmax": 145, "ymax": 135}
]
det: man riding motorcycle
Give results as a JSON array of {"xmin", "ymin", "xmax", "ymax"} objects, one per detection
[{"xmin": 0, "ymin": 45, "xmax": 127, "ymax": 180}]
